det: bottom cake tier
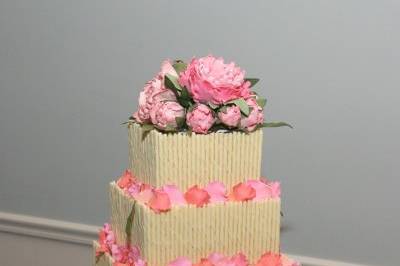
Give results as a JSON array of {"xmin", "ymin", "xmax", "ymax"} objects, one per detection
[{"xmin": 93, "ymin": 227, "xmax": 300, "ymax": 266}]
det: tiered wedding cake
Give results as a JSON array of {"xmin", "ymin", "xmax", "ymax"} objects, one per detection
[{"xmin": 93, "ymin": 56, "xmax": 299, "ymax": 266}]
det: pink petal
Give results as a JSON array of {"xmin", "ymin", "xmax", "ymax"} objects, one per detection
[
  {"xmin": 207, "ymin": 253, "xmax": 226, "ymax": 265},
  {"xmin": 162, "ymin": 185, "xmax": 186, "ymax": 206},
  {"xmin": 247, "ymin": 180, "xmax": 270, "ymax": 201},
  {"xmin": 148, "ymin": 190, "xmax": 171, "ymax": 212},
  {"xmin": 134, "ymin": 189, "xmax": 154, "ymax": 204},
  {"xmin": 168, "ymin": 257, "xmax": 193, "ymax": 266},
  {"xmin": 205, "ymin": 181, "xmax": 227, "ymax": 203},
  {"xmin": 268, "ymin": 181, "xmax": 281, "ymax": 198}
]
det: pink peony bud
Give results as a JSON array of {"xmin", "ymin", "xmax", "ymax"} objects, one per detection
[
  {"xmin": 179, "ymin": 55, "xmax": 251, "ymax": 105},
  {"xmin": 218, "ymin": 105, "xmax": 241, "ymax": 127},
  {"xmin": 239, "ymin": 97, "xmax": 264, "ymax": 132},
  {"xmin": 186, "ymin": 104, "xmax": 215, "ymax": 134},
  {"xmin": 134, "ymin": 60, "xmax": 178, "ymax": 123},
  {"xmin": 150, "ymin": 101, "xmax": 185, "ymax": 131}
]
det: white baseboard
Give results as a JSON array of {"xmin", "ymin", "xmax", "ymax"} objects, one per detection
[
  {"xmin": 0, "ymin": 211, "xmax": 371, "ymax": 266},
  {"xmin": 0, "ymin": 211, "xmax": 98, "ymax": 245}
]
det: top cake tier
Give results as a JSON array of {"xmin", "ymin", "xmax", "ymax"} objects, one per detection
[{"xmin": 128, "ymin": 122, "xmax": 263, "ymax": 190}]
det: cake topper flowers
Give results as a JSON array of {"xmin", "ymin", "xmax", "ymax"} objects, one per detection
[{"xmin": 129, "ymin": 55, "xmax": 292, "ymax": 134}]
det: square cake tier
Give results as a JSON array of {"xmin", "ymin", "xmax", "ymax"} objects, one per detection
[
  {"xmin": 128, "ymin": 122, "xmax": 263, "ymax": 190},
  {"xmin": 109, "ymin": 182, "xmax": 280, "ymax": 266}
]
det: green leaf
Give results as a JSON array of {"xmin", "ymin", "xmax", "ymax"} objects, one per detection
[
  {"xmin": 228, "ymin": 98, "xmax": 250, "ymax": 116},
  {"xmin": 219, "ymin": 105, "xmax": 228, "ymax": 113},
  {"xmin": 175, "ymin": 117, "xmax": 185, "ymax": 128},
  {"xmin": 260, "ymin": 122, "xmax": 293, "ymax": 129},
  {"xmin": 165, "ymin": 74, "xmax": 183, "ymax": 93},
  {"xmin": 256, "ymin": 97, "xmax": 267, "ymax": 108},
  {"xmin": 244, "ymin": 78, "xmax": 260, "ymax": 87},
  {"xmin": 181, "ymin": 87, "xmax": 190, "ymax": 99},
  {"xmin": 141, "ymin": 124, "xmax": 154, "ymax": 140},
  {"xmin": 172, "ymin": 60, "xmax": 187, "ymax": 74},
  {"xmin": 141, "ymin": 123, "xmax": 155, "ymax": 132},
  {"xmin": 208, "ymin": 102, "xmax": 220, "ymax": 110},
  {"xmin": 125, "ymin": 202, "xmax": 136, "ymax": 245}
]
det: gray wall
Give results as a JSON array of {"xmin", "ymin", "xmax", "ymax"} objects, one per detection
[{"xmin": 0, "ymin": 1, "xmax": 399, "ymax": 265}]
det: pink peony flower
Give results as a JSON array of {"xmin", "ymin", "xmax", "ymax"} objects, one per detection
[
  {"xmin": 162, "ymin": 185, "xmax": 186, "ymax": 206},
  {"xmin": 186, "ymin": 104, "xmax": 216, "ymax": 134},
  {"xmin": 134, "ymin": 60, "xmax": 178, "ymax": 123},
  {"xmin": 218, "ymin": 105, "xmax": 241, "ymax": 127},
  {"xmin": 179, "ymin": 55, "xmax": 251, "ymax": 105},
  {"xmin": 205, "ymin": 181, "xmax": 227, "ymax": 203},
  {"xmin": 239, "ymin": 97, "xmax": 264, "ymax": 132},
  {"xmin": 184, "ymin": 185, "xmax": 210, "ymax": 207},
  {"xmin": 148, "ymin": 189, "xmax": 171, "ymax": 212},
  {"xmin": 150, "ymin": 101, "xmax": 185, "ymax": 131}
]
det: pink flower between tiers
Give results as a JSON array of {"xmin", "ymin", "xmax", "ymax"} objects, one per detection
[
  {"xmin": 179, "ymin": 55, "xmax": 251, "ymax": 105},
  {"xmin": 148, "ymin": 190, "xmax": 172, "ymax": 212},
  {"xmin": 96, "ymin": 224, "xmax": 145, "ymax": 266},
  {"xmin": 168, "ymin": 257, "xmax": 193, "ymax": 266},
  {"xmin": 162, "ymin": 184, "xmax": 186, "ymax": 206},
  {"xmin": 230, "ymin": 183, "xmax": 256, "ymax": 201},
  {"xmin": 115, "ymin": 170, "xmax": 281, "ymax": 213},
  {"xmin": 204, "ymin": 181, "xmax": 227, "ymax": 203},
  {"xmin": 184, "ymin": 185, "xmax": 211, "ymax": 207}
]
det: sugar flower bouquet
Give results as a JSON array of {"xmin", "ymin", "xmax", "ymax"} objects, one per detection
[{"xmin": 129, "ymin": 55, "xmax": 291, "ymax": 134}]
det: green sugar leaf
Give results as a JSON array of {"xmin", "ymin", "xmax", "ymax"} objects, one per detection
[
  {"xmin": 228, "ymin": 98, "xmax": 250, "ymax": 116},
  {"xmin": 260, "ymin": 122, "xmax": 293, "ymax": 129},
  {"xmin": 172, "ymin": 60, "xmax": 187, "ymax": 75},
  {"xmin": 244, "ymin": 78, "xmax": 260, "ymax": 87},
  {"xmin": 165, "ymin": 74, "xmax": 183, "ymax": 93},
  {"xmin": 125, "ymin": 202, "xmax": 136, "ymax": 245},
  {"xmin": 256, "ymin": 97, "xmax": 267, "ymax": 109},
  {"xmin": 175, "ymin": 117, "xmax": 186, "ymax": 128}
]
